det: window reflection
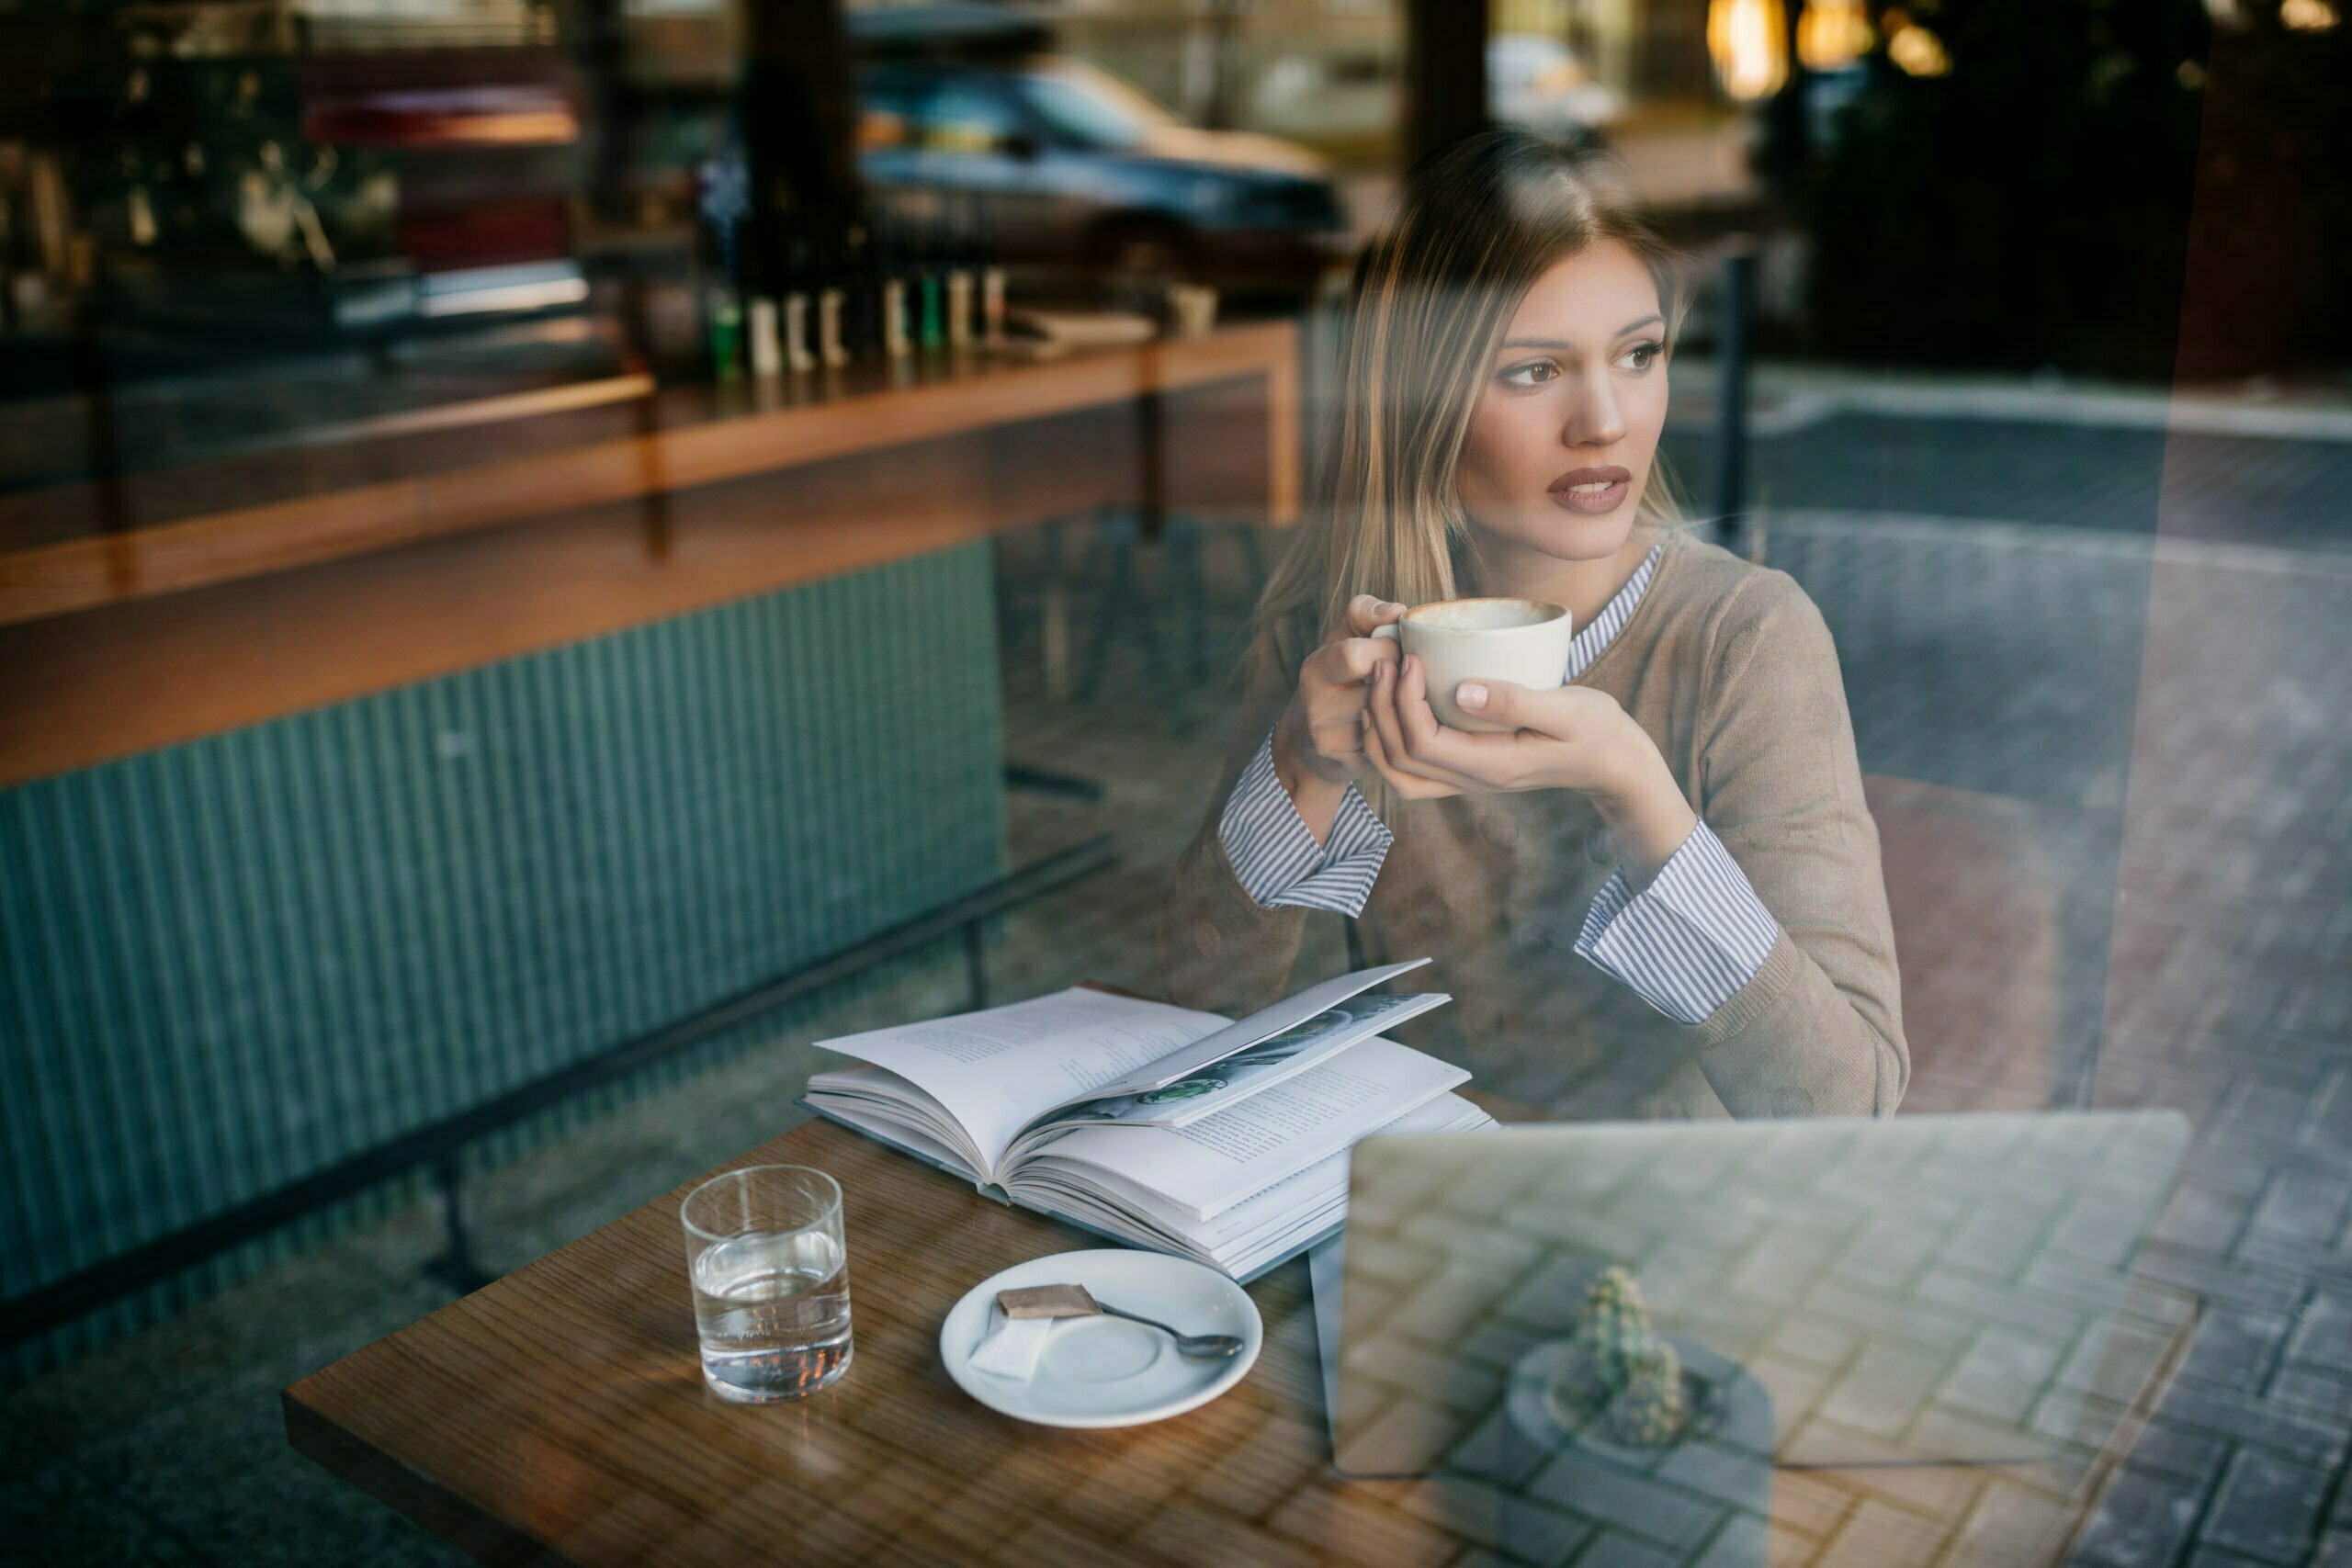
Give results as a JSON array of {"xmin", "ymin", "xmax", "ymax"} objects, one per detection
[{"xmin": 1, "ymin": 4, "xmax": 2347, "ymax": 1566}]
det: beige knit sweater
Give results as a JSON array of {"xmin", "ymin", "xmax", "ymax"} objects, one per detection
[{"xmin": 1157, "ymin": 530, "xmax": 1907, "ymax": 1121}]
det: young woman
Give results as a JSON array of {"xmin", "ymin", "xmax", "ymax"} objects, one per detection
[{"xmin": 1158, "ymin": 130, "xmax": 1905, "ymax": 1120}]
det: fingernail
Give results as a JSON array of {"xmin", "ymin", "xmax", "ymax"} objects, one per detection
[{"xmin": 1458, "ymin": 682, "xmax": 1488, "ymax": 710}]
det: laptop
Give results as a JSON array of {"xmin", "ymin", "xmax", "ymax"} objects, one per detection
[{"xmin": 1311, "ymin": 1111, "xmax": 2196, "ymax": 1564}]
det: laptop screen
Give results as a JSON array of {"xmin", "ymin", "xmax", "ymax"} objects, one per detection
[{"xmin": 1326, "ymin": 1111, "xmax": 2193, "ymax": 1532}]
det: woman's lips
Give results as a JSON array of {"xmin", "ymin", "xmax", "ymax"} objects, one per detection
[{"xmin": 1549, "ymin": 467, "xmax": 1633, "ymax": 515}]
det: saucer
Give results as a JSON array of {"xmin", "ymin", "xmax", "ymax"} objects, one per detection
[{"xmin": 940, "ymin": 1249, "xmax": 1262, "ymax": 1428}]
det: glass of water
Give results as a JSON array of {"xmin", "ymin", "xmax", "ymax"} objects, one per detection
[{"xmin": 680, "ymin": 1164, "xmax": 852, "ymax": 1402}]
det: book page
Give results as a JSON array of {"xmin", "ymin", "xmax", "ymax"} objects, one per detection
[
  {"xmin": 1058, "ymin": 959, "xmax": 1431, "ymax": 1110},
  {"xmin": 800, "ymin": 1098, "xmax": 985, "ymax": 1184},
  {"xmin": 1016, "ymin": 991, "xmax": 1452, "ymax": 1144},
  {"xmin": 1007, "ymin": 1091, "xmax": 1496, "ymax": 1278},
  {"xmin": 804, "ymin": 1062, "xmax": 989, "ymax": 1173},
  {"xmin": 810, "ymin": 987, "xmax": 1227, "ymax": 1175},
  {"xmin": 1017, "ymin": 1036, "xmax": 1469, "ymax": 1221}
]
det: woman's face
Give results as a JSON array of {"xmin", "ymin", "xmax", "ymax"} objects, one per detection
[{"xmin": 1454, "ymin": 241, "xmax": 1670, "ymax": 565}]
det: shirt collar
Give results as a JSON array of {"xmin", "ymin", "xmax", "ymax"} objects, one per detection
[{"xmin": 1564, "ymin": 543, "xmax": 1663, "ymax": 682}]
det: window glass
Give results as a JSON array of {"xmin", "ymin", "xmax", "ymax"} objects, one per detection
[
  {"xmin": 910, "ymin": 74, "xmax": 1027, "ymax": 153},
  {"xmin": 1015, "ymin": 60, "xmax": 1175, "ymax": 150}
]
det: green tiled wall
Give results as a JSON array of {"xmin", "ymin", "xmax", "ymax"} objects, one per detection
[{"xmin": 0, "ymin": 545, "xmax": 1007, "ymax": 1375}]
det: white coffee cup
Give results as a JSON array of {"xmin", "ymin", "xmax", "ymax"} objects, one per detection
[{"xmin": 1372, "ymin": 597, "xmax": 1573, "ymax": 732}]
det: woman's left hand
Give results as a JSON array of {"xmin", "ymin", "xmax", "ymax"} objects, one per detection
[
  {"xmin": 1362, "ymin": 654, "xmax": 1701, "ymax": 885},
  {"xmin": 1359, "ymin": 654, "xmax": 1639, "ymax": 798}
]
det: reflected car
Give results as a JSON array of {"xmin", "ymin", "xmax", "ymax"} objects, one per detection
[
  {"xmin": 856, "ymin": 53, "xmax": 1348, "ymax": 298},
  {"xmin": 1248, "ymin": 34, "xmax": 1613, "ymax": 157},
  {"xmin": 1487, "ymin": 34, "xmax": 1624, "ymax": 141}
]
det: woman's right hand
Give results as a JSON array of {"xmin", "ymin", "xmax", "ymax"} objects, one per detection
[{"xmin": 1272, "ymin": 595, "xmax": 1405, "ymax": 800}]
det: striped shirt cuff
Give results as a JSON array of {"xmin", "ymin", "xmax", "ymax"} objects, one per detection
[
  {"xmin": 1217, "ymin": 732, "xmax": 1393, "ymax": 917},
  {"xmin": 1574, "ymin": 822, "xmax": 1781, "ymax": 1026}
]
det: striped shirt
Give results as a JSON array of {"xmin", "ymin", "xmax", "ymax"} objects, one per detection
[{"xmin": 1217, "ymin": 543, "xmax": 1784, "ymax": 1026}]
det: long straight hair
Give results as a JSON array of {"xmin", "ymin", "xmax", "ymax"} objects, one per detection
[{"xmin": 1250, "ymin": 130, "xmax": 1694, "ymax": 682}]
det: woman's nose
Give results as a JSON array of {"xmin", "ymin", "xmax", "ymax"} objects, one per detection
[{"xmin": 1561, "ymin": 370, "xmax": 1627, "ymax": 448}]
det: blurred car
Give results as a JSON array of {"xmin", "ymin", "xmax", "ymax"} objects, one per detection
[
  {"xmin": 1248, "ymin": 34, "xmax": 1615, "ymax": 157},
  {"xmin": 854, "ymin": 48, "xmax": 1348, "ymax": 299},
  {"xmin": 1487, "ymin": 33, "xmax": 1625, "ymax": 140},
  {"xmin": 1243, "ymin": 48, "xmax": 1397, "ymax": 153}
]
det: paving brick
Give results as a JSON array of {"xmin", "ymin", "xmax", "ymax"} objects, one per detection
[
  {"xmin": 1125, "ymin": 1501, "xmax": 1327, "ymax": 1568},
  {"xmin": 1817, "ymin": 1341, "xmax": 1952, "ymax": 1439},
  {"xmin": 1265, "ymin": 1478, "xmax": 1457, "ymax": 1568},
  {"xmin": 2233, "ymin": 1237, "xmax": 2352, "ymax": 1298},
  {"xmin": 2291, "ymin": 1294, "xmax": 2352, "ymax": 1372},
  {"xmin": 1395, "ymin": 1480, "xmax": 1593, "ymax": 1566},
  {"xmin": 1693, "ymin": 1515, "xmax": 1772, "ymax": 1568},
  {"xmin": 1815, "ymin": 1497, "xmax": 1946, "ymax": 1568},
  {"xmin": 1446, "ymin": 1406, "xmax": 1551, "ymax": 1491},
  {"xmin": 989, "ymin": 1514, "xmax": 1122, "ymax": 1568},
  {"xmin": 1829, "ymin": 1219, "xmax": 1941, "ymax": 1293},
  {"xmin": 2222, "ymin": 1081, "xmax": 2317, "ymax": 1145},
  {"xmin": 1770, "ymin": 1320, "xmax": 1858, "ymax": 1371},
  {"xmin": 1909, "ymin": 1267, "xmax": 2085, "ymax": 1346},
  {"xmin": 2054, "ymin": 1198, "xmax": 2165, "ymax": 1271},
  {"xmin": 1939, "ymin": 1328, "xmax": 2065, "ymax": 1424},
  {"xmin": 1743, "ymin": 1357, "xmax": 1830, "ymax": 1433},
  {"xmin": 2067, "ymin": 1463, "xmax": 2209, "ymax": 1568},
  {"xmin": 2199, "ymin": 1448, "xmax": 2332, "ymax": 1564},
  {"xmin": 1944, "ymin": 1206, "xmax": 2056, "ymax": 1280},
  {"xmin": 1953, "ymin": 1480, "xmax": 2077, "ymax": 1567},
  {"xmin": 1573, "ymin": 1533, "xmax": 1681, "ymax": 1568},
  {"xmin": 2134, "ymin": 1247, "xmax": 2312, "ymax": 1318},
  {"xmin": 2152, "ymin": 1185, "xmax": 2254, "ymax": 1257},
  {"xmin": 2178, "ymin": 1308, "xmax": 2292, "ymax": 1394},
  {"xmin": 2154, "ymin": 1376, "xmax": 2352, "ymax": 1468},
  {"xmin": 2269, "ymin": 1361, "xmax": 2352, "ymax": 1421},
  {"xmin": 1187, "ymin": 1413, "xmax": 1327, "ymax": 1521},
  {"xmin": 1528, "ymin": 1450, "xmax": 1724, "ymax": 1552},
  {"xmin": 2186, "ymin": 1549, "xmax": 2294, "ymax": 1568},
  {"xmin": 2125, "ymin": 1420, "xmax": 2233, "ymax": 1492}
]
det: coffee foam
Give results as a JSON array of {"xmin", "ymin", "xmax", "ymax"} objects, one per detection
[{"xmin": 1410, "ymin": 598, "xmax": 1560, "ymax": 631}]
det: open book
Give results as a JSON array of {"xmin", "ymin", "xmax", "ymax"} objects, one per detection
[{"xmin": 802, "ymin": 961, "xmax": 1497, "ymax": 1281}]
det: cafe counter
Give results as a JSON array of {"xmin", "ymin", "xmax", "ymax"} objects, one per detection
[{"xmin": 0, "ymin": 320, "xmax": 1298, "ymax": 1374}]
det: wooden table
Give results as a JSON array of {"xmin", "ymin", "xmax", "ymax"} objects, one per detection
[{"xmin": 285, "ymin": 1097, "xmax": 2180, "ymax": 1567}]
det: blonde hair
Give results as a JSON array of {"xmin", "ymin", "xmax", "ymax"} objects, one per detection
[{"xmin": 1251, "ymin": 130, "xmax": 1694, "ymax": 681}]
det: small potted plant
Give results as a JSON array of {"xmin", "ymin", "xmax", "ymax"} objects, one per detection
[{"xmin": 1506, "ymin": 1266, "xmax": 1774, "ymax": 1562}]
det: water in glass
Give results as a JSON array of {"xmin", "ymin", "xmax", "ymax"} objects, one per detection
[{"xmin": 691, "ymin": 1226, "xmax": 853, "ymax": 1400}]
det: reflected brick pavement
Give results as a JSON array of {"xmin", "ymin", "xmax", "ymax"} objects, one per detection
[
  {"xmin": 989, "ymin": 420, "xmax": 2352, "ymax": 1563},
  {"xmin": 11, "ymin": 409, "xmax": 2346, "ymax": 1566}
]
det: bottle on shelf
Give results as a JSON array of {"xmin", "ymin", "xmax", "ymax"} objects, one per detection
[
  {"xmin": 979, "ymin": 195, "xmax": 1008, "ymax": 352},
  {"xmin": 878, "ymin": 209, "xmax": 913, "ymax": 362},
  {"xmin": 817, "ymin": 236, "xmax": 850, "ymax": 369},
  {"xmin": 915, "ymin": 202, "xmax": 945, "ymax": 355},
  {"xmin": 944, "ymin": 194, "xmax": 975, "ymax": 351},
  {"xmin": 748, "ymin": 296, "xmax": 783, "ymax": 378},
  {"xmin": 842, "ymin": 220, "xmax": 881, "ymax": 362},
  {"xmin": 782, "ymin": 236, "xmax": 818, "ymax": 375},
  {"xmin": 695, "ymin": 150, "xmax": 752, "ymax": 380}
]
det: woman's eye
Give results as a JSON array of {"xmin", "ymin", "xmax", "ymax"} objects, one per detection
[
  {"xmin": 1498, "ymin": 360, "xmax": 1559, "ymax": 389},
  {"xmin": 1619, "ymin": 341, "xmax": 1663, "ymax": 372}
]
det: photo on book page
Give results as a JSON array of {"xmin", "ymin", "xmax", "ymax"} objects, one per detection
[
  {"xmin": 1024, "ymin": 992, "xmax": 1453, "ymax": 1134},
  {"xmin": 1071, "ymin": 958, "xmax": 1431, "ymax": 1105}
]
